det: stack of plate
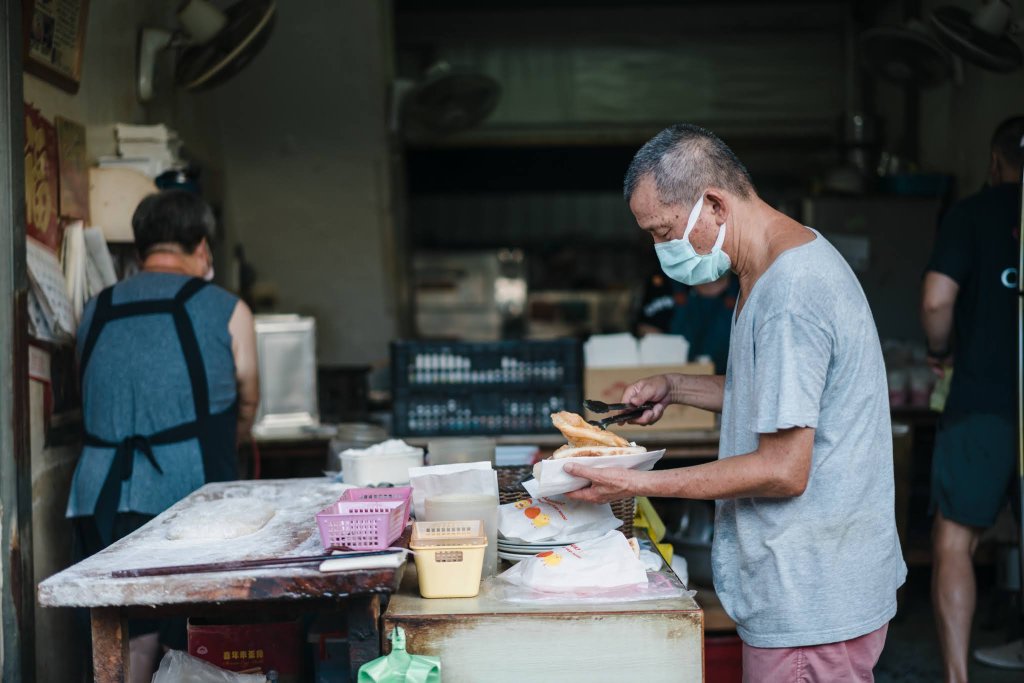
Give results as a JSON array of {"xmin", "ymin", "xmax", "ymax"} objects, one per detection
[{"xmin": 497, "ymin": 537, "xmax": 582, "ymax": 563}]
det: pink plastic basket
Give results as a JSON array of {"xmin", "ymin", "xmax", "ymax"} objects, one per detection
[
  {"xmin": 340, "ymin": 486, "xmax": 412, "ymax": 529},
  {"xmin": 316, "ymin": 500, "xmax": 406, "ymax": 551}
]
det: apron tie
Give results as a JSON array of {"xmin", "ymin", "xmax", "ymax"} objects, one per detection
[{"xmin": 92, "ymin": 435, "xmax": 164, "ymax": 546}]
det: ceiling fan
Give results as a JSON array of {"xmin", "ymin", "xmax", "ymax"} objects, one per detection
[{"xmin": 138, "ymin": 0, "xmax": 277, "ymax": 102}]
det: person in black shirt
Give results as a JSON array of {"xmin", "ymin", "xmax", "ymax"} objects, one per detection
[
  {"xmin": 921, "ymin": 115, "xmax": 1024, "ymax": 680},
  {"xmin": 636, "ymin": 271, "xmax": 737, "ymax": 374}
]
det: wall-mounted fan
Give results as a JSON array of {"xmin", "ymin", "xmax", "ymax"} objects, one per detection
[
  {"xmin": 138, "ymin": 0, "xmax": 276, "ymax": 102},
  {"xmin": 391, "ymin": 62, "xmax": 502, "ymax": 143},
  {"xmin": 860, "ymin": 21, "xmax": 955, "ymax": 87},
  {"xmin": 860, "ymin": 0, "xmax": 1020, "ymax": 87},
  {"xmin": 930, "ymin": 0, "xmax": 1021, "ymax": 72}
]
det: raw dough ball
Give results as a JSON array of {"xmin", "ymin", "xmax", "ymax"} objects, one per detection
[{"xmin": 166, "ymin": 498, "xmax": 276, "ymax": 541}]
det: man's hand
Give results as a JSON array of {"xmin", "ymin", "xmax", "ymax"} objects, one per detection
[
  {"xmin": 562, "ymin": 464, "xmax": 644, "ymax": 504},
  {"xmin": 621, "ymin": 374, "xmax": 673, "ymax": 425}
]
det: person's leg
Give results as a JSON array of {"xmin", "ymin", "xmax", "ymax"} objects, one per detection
[
  {"xmin": 129, "ymin": 633, "xmax": 161, "ymax": 683},
  {"xmin": 929, "ymin": 415, "xmax": 1017, "ymax": 682},
  {"xmin": 932, "ymin": 510, "xmax": 981, "ymax": 683}
]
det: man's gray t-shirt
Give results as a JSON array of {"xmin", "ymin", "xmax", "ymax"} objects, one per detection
[{"xmin": 714, "ymin": 229, "xmax": 907, "ymax": 648}]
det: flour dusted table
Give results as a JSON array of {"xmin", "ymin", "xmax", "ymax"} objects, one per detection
[{"xmin": 38, "ymin": 478, "xmax": 405, "ymax": 682}]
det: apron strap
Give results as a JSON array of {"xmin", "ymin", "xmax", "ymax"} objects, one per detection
[
  {"xmin": 171, "ymin": 278, "xmax": 211, "ymax": 422},
  {"xmin": 78, "ymin": 286, "xmax": 114, "ymax": 383}
]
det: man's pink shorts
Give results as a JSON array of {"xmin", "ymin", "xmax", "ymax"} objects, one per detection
[{"xmin": 741, "ymin": 623, "xmax": 888, "ymax": 682}]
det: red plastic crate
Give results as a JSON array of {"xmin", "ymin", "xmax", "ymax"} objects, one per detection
[{"xmin": 706, "ymin": 634, "xmax": 743, "ymax": 683}]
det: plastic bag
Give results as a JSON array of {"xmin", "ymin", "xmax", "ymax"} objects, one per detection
[
  {"xmin": 357, "ymin": 626, "xmax": 441, "ymax": 683},
  {"xmin": 498, "ymin": 530, "xmax": 648, "ymax": 593},
  {"xmin": 408, "ymin": 461, "xmax": 497, "ymax": 519},
  {"xmin": 151, "ymin": 650, "xmax": 266, "ymax": 683},
  {"xmin": 498, "ymin": 495, "xmax": 621, "ymax": 543},
  {"xmin": 488, "ymin": 569, "xmax": 694, "ymax": 605}
]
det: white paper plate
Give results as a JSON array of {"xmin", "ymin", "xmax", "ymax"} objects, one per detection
[
  {"xmin": 498, "ymin": 551, "xmax": 533, "ymax": 562},
  {"xmin": 497, "ymin": 541, "xmax": 572, "ymax": 551},
  {"xmin": 526, "ymin": 448, "xmax": 666, "ymax": 497}
]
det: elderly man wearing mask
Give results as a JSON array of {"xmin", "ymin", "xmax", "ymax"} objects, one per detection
[{"xmin": 566, "ymin": 124, "xmax": 906, "ymax": 681}]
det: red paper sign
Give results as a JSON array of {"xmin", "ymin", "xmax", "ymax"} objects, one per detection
[{"xmin": 24, "ymin": 104, "xmax": 61, "ymax": 252}]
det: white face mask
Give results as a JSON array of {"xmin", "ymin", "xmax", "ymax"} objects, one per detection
[
  {"xmin": 653, "ymin": 194, "xmax": 732, "ymax": 286},
  {"xmin": 203, "ymin": 248, "xmax": 214, "ymax": 282}
]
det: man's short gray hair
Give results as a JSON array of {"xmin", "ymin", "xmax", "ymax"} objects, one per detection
[{"xmin": 623, "ymin": 124, "xmax": 755, "ymax": 206}]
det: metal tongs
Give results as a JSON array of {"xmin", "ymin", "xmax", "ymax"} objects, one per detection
[{"xmin": 583, "ymin": 399, "xmax": 655, "ymax": 430}]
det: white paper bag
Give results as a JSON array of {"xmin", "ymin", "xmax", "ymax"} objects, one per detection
[
  {"xmin": 525, "ymin": 449, "xmax": 666, "ymax": 497},
  {"xmin": 498, "ymin": 530, "xmax": 649, "ymax": 592},
  {"xmin": 498, "ymin": 495, "xmax": 621, "ymax": 543},
  {"xmin": 407, "ymin": 461, "xmax": 497, "ymax": 519}
]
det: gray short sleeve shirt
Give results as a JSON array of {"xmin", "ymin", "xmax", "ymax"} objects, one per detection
[{"xmin": 714, "ymin": 229, "xmax": 907, "ymax": 648}]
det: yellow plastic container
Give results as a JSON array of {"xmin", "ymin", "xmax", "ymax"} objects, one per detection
[{"xmin": 409, "ymin": 520, "xmax": 488, "ymax": 598}]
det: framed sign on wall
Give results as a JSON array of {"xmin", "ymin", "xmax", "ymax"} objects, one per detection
[{"xmin": 22, "ymin": 0, "xmax": 89, "ymax": 94}]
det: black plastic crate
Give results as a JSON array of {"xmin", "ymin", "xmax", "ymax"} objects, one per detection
[
  {"xmin": 391, "ymin": 339, "xmax": 582, "ymax": 391},
  {"xmin": 391, "ymin": 385, "xmax": 582, "ymax": 437}
]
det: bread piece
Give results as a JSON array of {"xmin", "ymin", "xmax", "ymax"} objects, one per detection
[
  {"xmin": 550, "ymin": 411, "xmax": 630, "ymax": 448},
  {"xmin": 551, "ymin": 444, "xmax": 647, "ymax": 460}
]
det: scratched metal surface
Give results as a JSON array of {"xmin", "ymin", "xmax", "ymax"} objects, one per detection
[{"xmin": 38, "ymin": 478, "xmax": 405, "ymax": 608}]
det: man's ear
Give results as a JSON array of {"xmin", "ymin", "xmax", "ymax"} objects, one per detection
[{"xmin": 705, "ymin": 189, "xmax": 729, "ymax": 225}]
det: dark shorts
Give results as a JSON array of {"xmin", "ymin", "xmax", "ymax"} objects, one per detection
[
  {"xmin": 75, "ymin": 513, "xmax": 187, "ymax": 647},
  {"xmin": 930, "ymin": 413, "xmax": 1018, "ymax": 528}
]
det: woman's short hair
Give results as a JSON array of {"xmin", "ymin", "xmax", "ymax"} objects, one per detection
[{"xmin": 131, "ymin": 189, "xmax": 216, "ymax": 256}]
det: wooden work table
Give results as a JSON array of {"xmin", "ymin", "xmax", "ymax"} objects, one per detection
[{"xmin": 38, "ymin": 478, "xmax": 405, "ymax": 682}]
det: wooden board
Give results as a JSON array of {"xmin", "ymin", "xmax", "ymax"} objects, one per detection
[{"xmin": 38, "ymin": 479, "xmax": 406, "ymax": 608}]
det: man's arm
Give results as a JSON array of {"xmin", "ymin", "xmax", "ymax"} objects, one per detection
[
  {"xmin": 564, "ymin": 427, "xmax": 814, "ymax": 503},
  {"xmin": 229, "ymin": 301, "xmax": 259, "ymax": 442},
  {"xmin": 921, "ymin": 271, "xmax": 959, "ymax": 376},
  {"xmin": 622, "ymin": 373, "xmax": 726, "ymax": 424}
]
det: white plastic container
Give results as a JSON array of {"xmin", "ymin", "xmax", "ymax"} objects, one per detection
[{"xmin": 339, "ymin": 440, "xmax": 424, "ymax": 487}]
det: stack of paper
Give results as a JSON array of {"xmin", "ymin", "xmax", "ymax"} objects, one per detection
[
  {"xmin": 97, "ymin": 123, "xmax": 183, "ymax": 178},
  {"xmin": 26, "ymin": 238, "xmax": 75, "ymax": 342},
  {"xmin": 61, "ymin": 221, "xmax": 117, "ymax": 325}
]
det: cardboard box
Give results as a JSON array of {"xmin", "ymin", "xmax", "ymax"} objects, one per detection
[
  {"xmin": 584, "ymin": 362, "xmax": 717, "ymax": 432},
  {"xmin": 188, "ymin": 618, "xmax": 302, "ymax": 682}
]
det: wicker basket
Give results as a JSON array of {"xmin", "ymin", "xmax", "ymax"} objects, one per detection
[{"xmin": 496, "ymin": 464, "xmax": 635, "ymax": 538}]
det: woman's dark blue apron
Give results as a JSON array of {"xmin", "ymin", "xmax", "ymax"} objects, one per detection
[{"xmin": 78, "ymin": 278, "xmax": 238, "ymax": 545}]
